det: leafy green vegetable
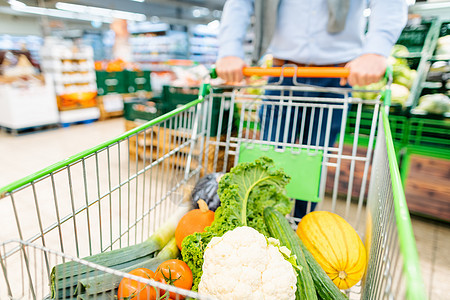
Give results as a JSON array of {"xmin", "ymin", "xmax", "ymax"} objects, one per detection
[
  {"xmin": 352, "ymin": 80, "xmax": 386, "ymax": 100},
  {"xmin": 391, "ymin": 44, "xmax": 410, "ymax": 57},
  {"xmin": 413, "ymin": 94, "xmax": 450, "ymax": 115},
  {"xmin": 391, "ymin": 83, "xmax": 410, "ymax": 105},
  {"xmin": 181, "ymin": 157, "xmax": 292, "ymax": 290}
]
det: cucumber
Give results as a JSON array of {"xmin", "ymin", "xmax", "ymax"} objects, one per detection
[
  {"xmin": 299, "ymin": 239, "xmax": 348, "ymax": 300},
  {"xmin": 264, "ymin": 207, "xmax": 317, "ymax": 300}
]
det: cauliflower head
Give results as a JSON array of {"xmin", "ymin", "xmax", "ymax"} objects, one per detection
[{"xmin": 198, "ymin": 226, "xmax": 297, "ymax": 300}]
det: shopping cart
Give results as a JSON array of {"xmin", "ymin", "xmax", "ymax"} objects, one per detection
[{"xmin": 0, "ymin": 66, "xmax": 425, "ymax": 300}]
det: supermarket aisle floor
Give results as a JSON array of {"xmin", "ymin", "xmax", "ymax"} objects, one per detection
[
  {"xmin": 0, "ymin": 119, "xmax": 125, "ymax": 187},
  {"xmin": 0, "ymin": 118, "xmax": 449, "ymax": 299}
]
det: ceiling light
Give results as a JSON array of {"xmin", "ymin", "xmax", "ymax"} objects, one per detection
[
  {"xmin": 10, "ymin": 1, "xmax": 112, "ymax": 23},
  {"xmin": 192, "ymin": 6, "xmax": 210, "ymax": 18},
  {"xmin": 131, "ymin": 0, "xmax": 145, "ymax": 2},
  {"xmin": 192, "ymin": 9, "xmax": 202, "ymax": 18},
  {"xmin": 8, "ymin": 0, "xmax": 26, "ymax": 8},
  {"xmin": 55, "ymin": 2, "xmax": 146, "ymax": 22}
]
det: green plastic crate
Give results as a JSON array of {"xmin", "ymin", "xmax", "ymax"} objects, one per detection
[
  {"xmin": 407, "ymin": 115, "xmax": 450, "ymax": 158},
  {"xmin": 344, "ymin": 106, "xmax": 408, "ymax": 148},
  {"xmin": 395, "ymin": 18, "xmax": 440, "ymax": 71},
  {"xmin": 96, "ymin": 71, "xmax": 127, "ymax": 96},
  {"xmin": 126, "ymin": 70, "xmax": 151, "ymax": 93},
  {"xmin": 163, "ymin": 86, "xmax": 198, "ymax": 108},
  {"xmin": 162, "ymin": 85, "xmax": 233, "ymax": 136},
  {"xmin": 123, "ymin": 98, "xmax": 166, "ymax": 122},
  {"xmin": 438, "ymin": 21, "xmax": 450, "ymax": 37},
  {"xmin": 396, "ymin": 22, "xmax": 432, "ymax": 54}
]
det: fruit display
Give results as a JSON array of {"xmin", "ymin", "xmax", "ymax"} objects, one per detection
[{"xmin": 49, "ymin": 157, "xmax": 368, "ymax": 300}]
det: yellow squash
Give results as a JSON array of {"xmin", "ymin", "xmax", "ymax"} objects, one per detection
[{"xmin": 296, "ymin": 211, "xmax": 366, "ymax": 289}]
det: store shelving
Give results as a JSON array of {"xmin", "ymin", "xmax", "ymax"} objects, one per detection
[
  {"xmin": 0, "ymin": 35, "xmax": 43, "ymax": 65},
  {"xmin": 398, "ymin": 17, "xmax": 450, "ymax": 223},
  {"xmin": 40, "ymin": 38, "xmax": 100, "ymax": 123},
  {"xmin": 129, "ymin": 22, "xmax": 188, "ymax": 71},
  {"xmin": 40, "ymin": 40, "xmax": 97, "ymax": 97},
  {"xmin": 188, "ymin": 24, "xmax": 253, "ymax": 66}
]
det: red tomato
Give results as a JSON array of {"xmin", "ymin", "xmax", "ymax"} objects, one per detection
[
  {"xmin": 117, "ymin": 268, "xmax": 156, "ymax": 300},
  {"xmin": 154, "ymin": 259, "xmax": 193, "ymax": 300}
]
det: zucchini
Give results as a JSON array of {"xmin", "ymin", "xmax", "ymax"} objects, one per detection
[
  {"xmin": 264, "ymin": 207, "xmax": 317, "ymax": 300},
  {"xmin": 299, "ymin": 239, "xmax": 348, "ymax": 300}
]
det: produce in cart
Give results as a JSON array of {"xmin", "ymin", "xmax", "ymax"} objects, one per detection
[
  {"xmin": 198, "ymin": 226, "xmax": 298, "ymax": 300},
  {"xmin": 117, "ymin": 268, "xmax": 156, "ymax": 300},
  {"xmin": 175, "ymin": 199, "xmax": 215, "ymax": 250},
  {"xmin": 296, "ymin": 211, "xmax": 367, "ymax": 290},
  {"xmin": 264, "ymin": 207, "xmax": 348, "ymax": 300},
  {"xmin": 154, "ymin": 259, "xmax": 193, "ymax": 299},
  {"xmin": 50, "ymin": 205, "xmax": 189, "ymax": 299},
  {"xmin": 181, "ymin": 157, "xmax": 293, "ymax": 290},
  {"xmin": 190, "ymin": 172, "xmax": 224, "ymax": 211}
]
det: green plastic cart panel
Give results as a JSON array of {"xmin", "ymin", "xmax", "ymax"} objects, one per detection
[{"xmin": 238, "ymin": 142, "xmax": 323, "ymax": 202}]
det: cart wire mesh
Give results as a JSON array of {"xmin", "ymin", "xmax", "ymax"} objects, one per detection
[{"xmin": 0, "ymin": 82, "xmax": 425, "ymax": 299}]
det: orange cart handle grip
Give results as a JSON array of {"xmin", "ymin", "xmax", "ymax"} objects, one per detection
[{"xmin": 242, "ymin": 66, "xmax": 350, "ymax": 78}]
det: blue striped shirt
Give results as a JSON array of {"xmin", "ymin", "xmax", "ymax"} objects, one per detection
[{"xmin": 218, "ymin": 0, "xmax": 408, "ymax": 65}]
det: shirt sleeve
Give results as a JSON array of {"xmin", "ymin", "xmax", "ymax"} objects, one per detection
[
  {"xmin": 218, "ymin": 0, "xmax": 254, "ymax": 59},
  {"xmin": 362, "ymin": 0, "xmax": 408, "ymax": 57}
]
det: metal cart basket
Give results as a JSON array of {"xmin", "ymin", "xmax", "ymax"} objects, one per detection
[{"xmin": 0, "ymin": 67, "xmax": 425, "ymax": 300}]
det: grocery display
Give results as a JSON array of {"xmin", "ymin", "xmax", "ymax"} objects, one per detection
[
  {"xmin": 399, "ymin": 18, "xmax": 450, "ymax": 222},
  {"xmin": 0, "ymin": 74, "xmax": 59, "ymax": 132},
  {"xmin": 0, "ymin": 2, "xmax": 449, "ymax": 300},
  {"xmin": 40, "ymin": 38, "xmax": 98, "ymax": 109}
]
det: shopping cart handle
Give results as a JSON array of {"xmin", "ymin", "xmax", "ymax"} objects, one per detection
[
  {"xmin": 210, "ymin": 65, "xmax": 349, "ymax": 79},
  {"xmin": 242, "ymin": 67, "xmax": 350, "ymax": 78},
  {"xmin": 211, "ymin": 65, "xmax": 394, "ymax": 80}
]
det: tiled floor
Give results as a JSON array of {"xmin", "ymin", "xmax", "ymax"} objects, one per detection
[{"xmin": 0, "ymin": 118, "xmax": 448, "ymax": 299}]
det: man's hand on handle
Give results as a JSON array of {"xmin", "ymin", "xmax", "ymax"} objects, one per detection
[
  {"xmin": 216, "ymin": 56, "xmax": 246, "ymax": 84},
  {"xmin": 341, "ymin": 53, "xmax": 387, "ymax": 87},
  {"xmin": 216, "ymin": 54, "xmax": 387, "ymax": 87}
]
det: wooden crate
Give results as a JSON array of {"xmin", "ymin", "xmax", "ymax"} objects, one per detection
[
  {"xmin": 124, "ymin": 120, "xmax": 232, "ymax": 175},
  {"xmin": 404, "ymin": 155, "xmax": 450, "ymax": 222}
]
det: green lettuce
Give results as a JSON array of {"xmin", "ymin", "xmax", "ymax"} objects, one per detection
[{"xmin": 181, "ymin": 157, "xmax": 292, "ymax": 290}]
